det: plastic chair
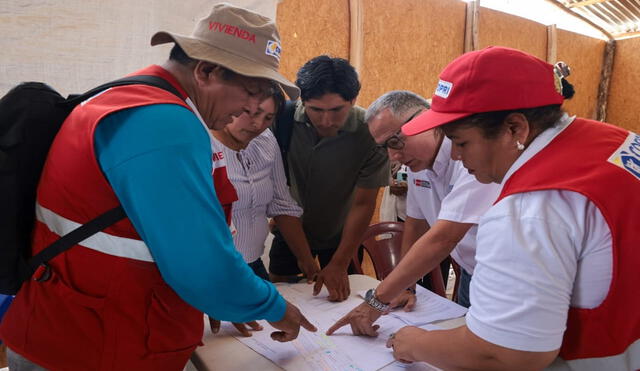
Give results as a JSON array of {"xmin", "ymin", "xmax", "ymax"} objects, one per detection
[
  {"xmin": 352, "ymin": 222, "xmax": 447, "ymax": 297},
  {"xmin": 449, "ymin": 259, "xmax": 462, "ymax": 302}
]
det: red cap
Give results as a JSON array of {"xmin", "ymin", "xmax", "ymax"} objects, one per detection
[{"xmin": 402, "ymin": 46, "xmax": 564, "ymax": 136}]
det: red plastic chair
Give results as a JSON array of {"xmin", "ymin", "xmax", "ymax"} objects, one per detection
[{"xmin": 352, "ymin": 222, "xmax": 447, "ymax": 297}]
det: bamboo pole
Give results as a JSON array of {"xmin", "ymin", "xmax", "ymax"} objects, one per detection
[
  {"xmin": 349, "ymin": 0, "xmax": 364, "ymax": 74},
  {"xmin": 545, "ymin": 0, "xmax": 613, "ymax": 39},
  {"xmin": 547, "ymin": 24, "xmax": 558, "ymax": 63},
  {"xmin": 464, "ymin": 0, "xmax": 480, "ymax": 52},
  {"xmin": 596, "ymin": 39, "xmax": 616, "ymax": 121},
  {"xmin": 568, "ymin": 0, "xmax": 610, "ymax": 8}
]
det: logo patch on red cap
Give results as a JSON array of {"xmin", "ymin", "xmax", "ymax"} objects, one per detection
[{"xmin": 435, "ymin": 80, "xmax": 453, "ymax": 99}]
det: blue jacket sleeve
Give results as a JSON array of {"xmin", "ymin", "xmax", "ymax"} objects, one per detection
[{"xmin": 94, "ymin": 103, "xmax": 286, "ymax": 322}]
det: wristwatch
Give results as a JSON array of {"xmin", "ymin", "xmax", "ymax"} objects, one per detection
[{"xmin": 364, "ymin": 288, "xmax": 390, "ymax": 313}]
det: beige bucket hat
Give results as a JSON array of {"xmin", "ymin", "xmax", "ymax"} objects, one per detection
[{"xmin": 151, "ymin": 2, "xmax": 299, "ymax": 99}]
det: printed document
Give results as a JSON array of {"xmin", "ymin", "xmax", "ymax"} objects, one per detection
[{"xmin": 218, "ymin": 282, "xmax": 465, "ymax": 370}]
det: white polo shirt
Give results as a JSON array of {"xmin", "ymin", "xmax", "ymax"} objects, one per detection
[
  {"xmin": 406, "ymin": 137, "xmax": 501, "ymax": 274},
  {"xmin": 466, "ymin": 115, "xmax": 614, "ymax": 364}
]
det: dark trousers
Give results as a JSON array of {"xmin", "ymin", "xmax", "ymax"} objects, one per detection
[
  {"xmin": 417, "ymin": 256, "xmax": 451, "ymax": 291},
  {"xmin": 268, "ymin": 230, "xmax": 360, "ymax": 276},
  {"xmin": 248, "ymin": 258, "xmax": 270, "ymax": 281}
]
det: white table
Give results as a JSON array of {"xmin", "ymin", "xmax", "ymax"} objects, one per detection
[{"xmin": 191, "ymin": 274, "xmax": 465, "ymax": 371}]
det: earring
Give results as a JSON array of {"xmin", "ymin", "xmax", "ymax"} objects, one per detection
[
  {"xmin": 516, "ymin": 141, "xmax": 525, "ymax": 151},
  {"xmin": 456, "ymin": 154, "xmax": 462, "ymax": 160}
]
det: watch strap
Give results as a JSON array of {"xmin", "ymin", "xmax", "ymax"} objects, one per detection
[{"xmin": 365, "ymin": 288, "xmax": 390, "ymax": 313}]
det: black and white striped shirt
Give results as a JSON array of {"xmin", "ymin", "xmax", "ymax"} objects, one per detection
[{"xmin": 212, "ymin": 130, "xmax": 302, "ymax": 263}]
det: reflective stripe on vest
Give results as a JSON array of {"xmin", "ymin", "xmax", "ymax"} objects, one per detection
[{"xmin": 36, "ymin": 203, "xmax": 154, "ymax": 262}]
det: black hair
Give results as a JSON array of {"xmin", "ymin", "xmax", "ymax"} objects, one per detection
[
  {"xmin": 169, "ymin": 43, "xmax": 236, "ymax": 80},
  {"xmin": 561, "ymin": 78, "xmax": 575, "ymax": 100},
  {"xmin": 295, "ymin": 55, "xmax": 361, "ymax": 102},
  {"xmin": 169, "ymin": 44, "xmax": 196, "ymax": 66},
  {"xmin": 269, "ymin": 82, "xmax": 286, "ymax": 115},
  {"xmin": 442, "ymin": 79, "xmax": 576, "ymax": 139}
]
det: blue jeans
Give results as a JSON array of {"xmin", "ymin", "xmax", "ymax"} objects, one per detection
[
  {"xmin": 455, "ymin": 268, "xmax": 472, "ymax": 308},
  {"xmin": 7, "ymin": 347, "xmax": 48, "ymax": 371}
]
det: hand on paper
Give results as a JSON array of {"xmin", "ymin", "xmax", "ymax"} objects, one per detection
[
  {"xmin": 386, "ymin": 325, "xmax": 424, "ymax": 363},
  {"xmin": 313, "ymin": 262, "xmax": 350, "ymax": 301},
  {"xmin": 297, "ymin": 257, "xmax": 321, "ymax": 284},
  {"xmin": 209, "ymin": 317, "xmax": 263, "ymax": 337},
  {"xmin": 268, "ymin": 300, "xmax": 317, "ymax": 342},
  {"xmin": 389, "ymin": 290, "xmax": 417, "ymax": 311},
  {"xmin": 325, "ymin": 301, "xmax": 382, "ymax": 336}
]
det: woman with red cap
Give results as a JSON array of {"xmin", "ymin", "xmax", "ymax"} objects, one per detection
[{"xmin": 330, "ymin": 46, "xmax": 640, "ymax": 370}]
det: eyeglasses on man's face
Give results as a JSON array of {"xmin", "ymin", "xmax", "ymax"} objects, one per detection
[
  {"xmin": 376, "ymin": 109, "xmax": 424, "ymax": 151},
  {"xmin": 378, "ymin": 131, "xmax": 406, "ymax": 150}
]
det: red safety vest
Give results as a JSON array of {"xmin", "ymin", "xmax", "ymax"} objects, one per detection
[
  {"xmin": 497, "ymin": 118, "xmax": 640, "ymax": 364},
  {"xmin": 0, "ymin": 65, "xmax": 237, "ymax": 370}
]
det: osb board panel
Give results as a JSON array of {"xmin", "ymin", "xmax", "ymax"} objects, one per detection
[
  {"xmin": 276, "ymin": 0, "xmax": 350, "ymax": 89},
  {"xmin": 479, "ymin": 7, "xmax": 547, "ymax": 61},
  {"xmin": 358, "ymin": 0, "xmax": 466, "ymax": 109},
  {"xmin": 557, "ymin": 29, "xmax": 605, "ymax": 120},
  {"xmin": 607, "ymin": 37, "xmax": 640, "ymax": 133}
]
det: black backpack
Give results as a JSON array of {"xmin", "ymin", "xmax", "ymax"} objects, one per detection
[
  {"xmin": 0, "ymin": 75, "xmax": 181, "ymax": 295},
  {"xmin": 271, "ymin": 100, "xmax": 297, "ymax": 185}
]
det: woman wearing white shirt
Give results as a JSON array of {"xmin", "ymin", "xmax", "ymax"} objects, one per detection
[
  {"xmin": 382, "ymin": 47, "xmax": 639, "ymax": 370},
  {"xmin": 209, "ymin": 86, "xmax": 320, "ymax": 336}
]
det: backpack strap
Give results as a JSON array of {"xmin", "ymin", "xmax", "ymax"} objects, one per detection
[
  {"xmin": 64, "ymin": 75, "xmax": 182, "ymax": 105},
  {"xmin": 27, "ymin": 206, "xmax": 127, "ymax": 280},
  {"xmin": 272, "ymin": 100, "xmax": 297, "ymax": 185},
  {"xmin": 25, "ymin": 75, "xmax": 184, "ymax": 281}
]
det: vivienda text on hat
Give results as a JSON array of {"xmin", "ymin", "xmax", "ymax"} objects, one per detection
[
  {"xmin": 208, "ymin": 21, "xmax": 256, "ymax": 43},
  {"xmin": 150, "ymin": 2, "xmax": 299, "ymax": 99}
]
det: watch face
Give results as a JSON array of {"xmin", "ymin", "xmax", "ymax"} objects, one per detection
[{"xmin": 365, "ymin": 289, "xmax": 374, "ymax": 301}]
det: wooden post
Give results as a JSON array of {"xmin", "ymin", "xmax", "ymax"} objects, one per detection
[
  {"xmin": 547, "ymin": 24, "xmax": 557, "ymax": 63},
  {"xmin": 596, "ymin": 40, "xmax": 616, "ymax": 122},
  {"xmin": 349, "ymin": 0, "xmax": 364, "ymax": 74},
  {"xmin": 464, "ymin": 0, "xmax": 480, "ymax": 52}
]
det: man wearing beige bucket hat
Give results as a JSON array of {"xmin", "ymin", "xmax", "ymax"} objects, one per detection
[{"xmin": 0, "ymin": 3, "xmax": 315, "ymax": 371}]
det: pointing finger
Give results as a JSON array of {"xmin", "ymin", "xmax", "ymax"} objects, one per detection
[{"xmin": 326, "ymin": 316, "xmax": 349, "ymax": 335}]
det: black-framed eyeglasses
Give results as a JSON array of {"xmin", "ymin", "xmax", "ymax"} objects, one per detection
[
  {"xmin": 378, "ymin": 130, "xmax": 405, "ymax": 150},
  {"xmin": 377, "ymin": 109, "xmax": 424, "ymax": 150}
]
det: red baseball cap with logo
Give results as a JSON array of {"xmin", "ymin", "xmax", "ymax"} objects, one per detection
[{"xmin": 402, "ymin": 46, "xmax": 564, "ymax": 136}]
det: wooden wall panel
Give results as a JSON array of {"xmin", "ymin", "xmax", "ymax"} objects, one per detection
[
  {"xmin": 479, "ymin": 8, "xmax": 547, "ymax": 61},
  {"xmin": 607, "ymin": 37, "xmax": 640, "ymax": 133},
  {"xmin": 276, "ymin": 0, "xmax": 350, "ymax": 89},
  {"xmin": 358, "ymin": 0, "xmax": 466, "ymax": 109},
  {"xmin": 556, "ymin": 29, "xmax": 605, "ymax": 120}
]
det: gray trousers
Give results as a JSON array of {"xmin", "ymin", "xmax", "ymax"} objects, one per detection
[{"xmin": 7, "ymin": 347, "xmax": 48, "ymax": 371}]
